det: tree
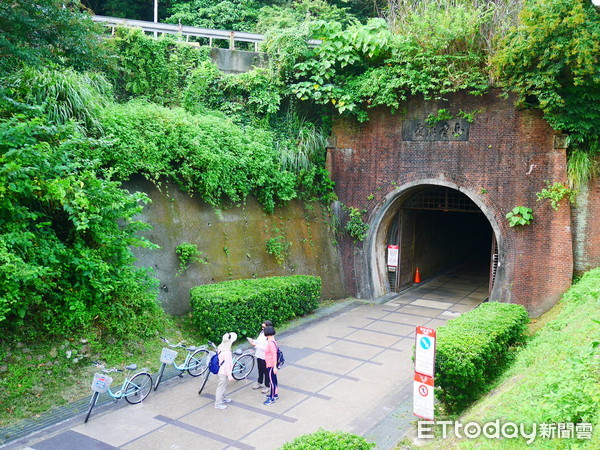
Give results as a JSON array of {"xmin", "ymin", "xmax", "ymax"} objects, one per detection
[
  {"xmin": 494, "ymin": 0, "xmax": 600, "ymax": 186},
  {"xmin": 0, "ymin": 0, "xmax": 107, "ymax": 73}
]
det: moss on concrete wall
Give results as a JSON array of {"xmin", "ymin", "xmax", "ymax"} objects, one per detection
[{"xmin": 125, "ymin": 176, "xmax": 346, "ymax": 315}]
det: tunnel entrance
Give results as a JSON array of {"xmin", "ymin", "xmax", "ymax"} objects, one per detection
[{"xmin": 384, "ymin": 186, "xmax": 496, "ymax": 294}]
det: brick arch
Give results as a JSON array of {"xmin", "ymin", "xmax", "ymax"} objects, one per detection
[
  {"xmin": 328, "ymin": 90, "xmax": 573, "ymax": 316},
  {"xmin": 364, "ymin": 179, "xmax": 508, "ymax": 302}
]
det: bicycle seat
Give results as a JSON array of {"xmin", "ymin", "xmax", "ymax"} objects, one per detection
[
  {"xmin": 125, "ymin": 364, "xmax": 137, "ymax": 371},
  {"xmin": 186, "ymin": 346, "xmax": 197, "ymax": 352}
]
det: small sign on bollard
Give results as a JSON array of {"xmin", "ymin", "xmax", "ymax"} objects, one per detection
[
  {"xmin": 413, "ymin": 372, "xmax": 435, "ymax": 420},
  {"xmin": 414, "ymin": 326, "xmax": 436, "ymax": 377}
]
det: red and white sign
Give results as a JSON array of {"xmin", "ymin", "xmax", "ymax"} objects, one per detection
[
  {"xmin": 414, "ymin": 326, "xmax": 436, "ymax": 378},
  {"xmin": 413, "ymin": 372, "xmax": 435, "ymax": 420},
  {"xmin": 387, "ymin": 245, "xmax": 399, "ymax": 268}
]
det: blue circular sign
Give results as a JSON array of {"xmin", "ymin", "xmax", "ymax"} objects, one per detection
[{"xmin": 420, "ymin": 336, "xmax": 431, "ymax": 350}]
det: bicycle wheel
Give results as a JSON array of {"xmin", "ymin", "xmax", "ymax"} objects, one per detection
[
  {"xmin": 232, "ymin": 354, "xmax": 255, "ymax": 380},
  {"xmin": 84, "ymin": 392, "xmax": 99, "ymax": 423},
  {"xmin": 187, "ymin": 349, "xmax": 209, "ymax": 377},
  {"xmin": 154, "ymin": 363, "xmax": 166, "ymax": 391},
  {"xmin": 124, "ymin": 372, "xmax": 153, "ymax": 404},
  {"xmin": 198, "ymin": 370, "xmax": 210, "ymax": 395}
]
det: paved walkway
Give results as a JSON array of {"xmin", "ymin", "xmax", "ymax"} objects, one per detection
[{"xmin": 6, "ymin": 267, "xmax": 488, "ymax": 450}]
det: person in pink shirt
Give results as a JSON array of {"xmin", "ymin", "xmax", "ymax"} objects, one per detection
[
  {"xmin": 215, "ymin": 332, "xmax": 236, "ymax": 410},
  {"xmin": 263, "ymin": 326, "xmax": 279, "ymax": 405},
  {"xmin": 248, "ymin": 320, "xmax": 273, "ymax": 394}
]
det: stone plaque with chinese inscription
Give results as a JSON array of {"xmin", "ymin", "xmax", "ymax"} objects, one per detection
[{"xmin": 402, "ymin": 119, "xmax": 470, "ymax": 141}]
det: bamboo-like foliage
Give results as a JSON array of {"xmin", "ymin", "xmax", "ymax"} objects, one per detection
[
  {"xmin": 2, "ymin": 66, "xmax": 113, "ymax": 133},
  {"xmin": 277, "ymin": 116, "xmax": 328, "ymax": 173},
  {"xmin": 568, "ymin": 149, "xmax": 600, "ymax": 190}
]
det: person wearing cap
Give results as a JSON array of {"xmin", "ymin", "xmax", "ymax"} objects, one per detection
[
  {"xmin": 215, "ymin": 332, "xmax": 236, "ymax": 410},
  {"xmin": 262, "ymin": 325, "xmax": 279, "ymax": 405},
  {"xmin": 247, "ymin": 320, "xmax": 272, "ymax": 394}
]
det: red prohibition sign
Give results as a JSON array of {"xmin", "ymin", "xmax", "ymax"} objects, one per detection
[{"xmin": 419, "ymin": 384, "xmax": 428, "ymax": 397}]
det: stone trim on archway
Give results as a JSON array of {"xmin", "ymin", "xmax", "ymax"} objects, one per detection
[{"xmin": 364, "ymin": 179, "xmax": 505, "ymax": 303}]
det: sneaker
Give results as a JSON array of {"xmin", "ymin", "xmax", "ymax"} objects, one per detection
[
  {"xmin": 252, "ymin": 384, "xmax": 262, "ymax": 390},
  {"xmin": 214, "ymin": 403, "xmax": 227, "ymax": 410},
  {"xmin": 273, "ymin": 395, "xmax": 279, "ymax": 401},
  {"xmin": 261, "ymin": 387, "xmax": 270, "ymax": 394},
  {"xmin": 263, "ymin": 397, "xmax": 275, "ymax": 405},
  {"xmin": 222, "ymin": 397, "xmax": 232, "ymax": 403}
]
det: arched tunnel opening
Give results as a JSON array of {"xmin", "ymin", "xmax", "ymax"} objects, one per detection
[{"xmin": 384, "ymin": 185, "xmax": 496, "ymax": 294}]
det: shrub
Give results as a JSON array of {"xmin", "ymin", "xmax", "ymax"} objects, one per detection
[
  {"xmin": 280, "ymin": 429, "xmax": 374, "ymax": 449},
  {"xmin": 445, "ymin": 268, "xmax": 600, "ymax": 448},
  {"xmin": 190, "ymin": 275, "xmax": 321, "ymax": 341},
  {"xmin": 96, "ymin": 100, "xmax": 297, "ymax": 212},
  {"xmin": 0, "ymin": 116, "xmax": 160, "ymax": 338},
  {"xmin": 435, "ymin": 301, "xmax": 529, "ymax": 413},
  {"xmin": 175, "ymin": 243, "xmax": 208, "ymax": 276}
]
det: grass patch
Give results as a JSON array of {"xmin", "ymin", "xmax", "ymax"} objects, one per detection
[
  {"xmin": 0, "ymin": 312, "xmax": 203, "ymax": 427},
  {"xmin": 415, "ymin": 268, "xmax": 600, "ymax": 448}
]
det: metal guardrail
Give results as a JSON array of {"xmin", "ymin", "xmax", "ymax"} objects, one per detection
[
  {"xmin": 92, "ymin": 15, "xmax": 320, "ymax": 51},
  {"xmin": 93, "ymin": 15, "xmax": 263, "ymax": 51}
]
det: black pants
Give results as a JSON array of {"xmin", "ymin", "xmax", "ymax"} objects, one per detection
[
  {"xmin": 267, "ymin": 367, "xmax": 278, "ymax": 398},
  {"xmin": 257, "ymin": 358, "xmax": 270, "ymax": 387}
]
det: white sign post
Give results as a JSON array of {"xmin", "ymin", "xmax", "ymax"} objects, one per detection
[
  {"xmin": 414, "ymin": 326, "xmax": 436, "ymax": 377},
  {"xmin": 387, "ymin": 245, "xmax": 399, "ymax": 271},
  {"xmin": 413, "ymin": 326, "xmax": 436, "ymax": 420},
  {"xmin": 413, "ymin": 372, "xmax": 435, "ymax": 420}
]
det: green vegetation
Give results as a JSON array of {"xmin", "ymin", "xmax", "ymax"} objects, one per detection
[
  {"xmin": 0, "ymin": 117, "xmax": 160, "ymax": 336},
  {"xmin": 280, "ymin": 428, "xmax": 375, "ymax": 449},
  {"xmin": 506, "ymin": 206, "xmax": 534, "ymax": 227},
  {"xmin": 96, "ymin": 101, "xmax": 297, "ymax": 212},
  {"xmin": 426, "ymin": 268, "xmax": 600, "ymax": 448},
  {"xmin": 190, "ymin": 275, "xmax": 321, "ymax": 341},
  {"xmin": 266, "ymin": 233, "xmax": 292, "ymax": 265},
  {"xmin": 175, "ymin": 243, "xmax": 207, "ymax": 276},
  {"xmin": 0, "ymin": 0, "xmax": 108, "ymax": 73},
  {"xmin": 0, "ymin": 312, "xmax": 197, "ymax": 427},
  {"xmin": 536, "ymin": 182, "xmax": 577, "ymax": 211},
  {"xmin": 343, "ymin": 205, "xmax": 369, "ymax": 242},
  {"xmin": 494, "ymin": 0, "xmax": 600, "ymax": 188},
  {"xmin": 436, "ymin": 302, "xmax": 529, "ymax": 414}
]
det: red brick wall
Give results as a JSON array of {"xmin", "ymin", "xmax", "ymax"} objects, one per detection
[{"xmin": 328, "ymin": 90, "xmax": 574, "ymax": 316}]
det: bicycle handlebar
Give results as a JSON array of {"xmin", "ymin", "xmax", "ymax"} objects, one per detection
[
  {"xmin": 92, "ymin": 361, "xmax": 124, "ymax": 373},
  {"xmin": 160, "ymin": 337, "xmax": 186, "ymax": 348}
]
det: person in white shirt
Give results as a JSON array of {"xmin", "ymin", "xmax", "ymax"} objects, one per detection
[{"xmin": 248, "ymin": 320, "xmax": 272, "ymax": 394}]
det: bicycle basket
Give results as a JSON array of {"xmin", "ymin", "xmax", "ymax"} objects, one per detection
[
  {"xmin": 91, "ymin": 373, "xmax": 113, "ymax": 393},
  {"xmin": 160, "ymin": 348, "xmax": 178, "ymax": 364}
]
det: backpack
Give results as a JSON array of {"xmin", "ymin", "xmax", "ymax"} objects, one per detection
[
  {"xmin": 208, "ymin": 352, "xmax": 222, "ymax": 374},
  {"xmin": 276, "ymin": 346, "xmax": 285, "ymax": 369}
]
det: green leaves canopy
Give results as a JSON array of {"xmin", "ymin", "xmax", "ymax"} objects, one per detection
[
  {"xmin": 96, "ymin": 101, "xmax": 297, "ymax": 212},
  {"xmin": 494, "ymin": 0, "xmax": 600, "ymax": 153},
  {"xmin": 0, "ymin": 117, "xmax": 159, "ymax": 334},
  {"xmin": 0, "ymin": 0, "xmax": 107, "ymax": 73}
]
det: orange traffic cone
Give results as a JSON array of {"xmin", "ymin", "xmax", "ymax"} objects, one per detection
[{"xmin": 414, "ymin": 267, "xmax": 421, "ymax": 284}]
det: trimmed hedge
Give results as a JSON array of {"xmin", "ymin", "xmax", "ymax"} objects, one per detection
[
  {"xmin": 190, "ymin": 275, "xmax": 321, "ymax": 342},
  {"xmin": 435, "ymin": 301, "xmax": 529, "ymax": 413},
  {"xmin": 280, "ymin": 429, "xmax": 375, "ymax": 449}
]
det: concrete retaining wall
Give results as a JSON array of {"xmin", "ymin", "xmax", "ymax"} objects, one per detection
[{"xmin": 126, "ymin": 177, "xmax": 345, "ymax": 315}]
